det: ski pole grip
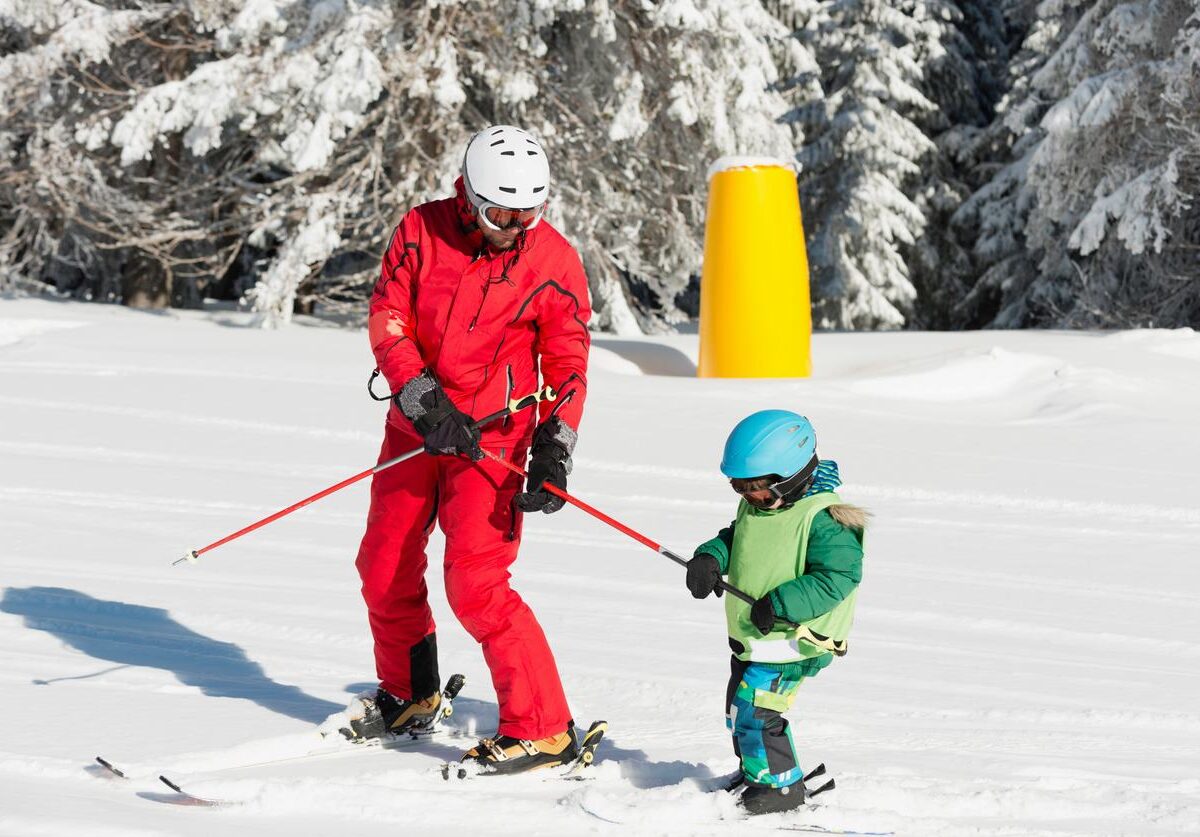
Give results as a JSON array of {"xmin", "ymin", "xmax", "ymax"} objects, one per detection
[
  {"xmin": 509, "ymin": 384, "xmax": 556, "ymax": 414},
  {"xmin": 471, "ymin": 385, "xmax": 557, "ymax": 433}
]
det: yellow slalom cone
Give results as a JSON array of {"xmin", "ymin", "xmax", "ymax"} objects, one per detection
[{"xmin": 698, "ymin": 158, "xmax": 812, "ymax": 378}]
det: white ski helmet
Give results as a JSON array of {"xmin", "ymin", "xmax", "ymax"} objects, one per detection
[{"xmin": 462, "ymin": 125, "xmax": 550, "ymax": 230}]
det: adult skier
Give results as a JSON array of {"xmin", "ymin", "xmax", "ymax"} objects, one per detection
[
  {"xmin": 345, "ymin": 125, "xmax": 591, "ymax": 774},
  {"xmin": 685, "ymin": 411, "xmax": 866, "ymax": 814}
]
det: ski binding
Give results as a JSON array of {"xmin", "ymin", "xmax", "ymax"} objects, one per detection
[{"xmin": 440, "ymin": 719, "xmax": 607, "ymax": 781}]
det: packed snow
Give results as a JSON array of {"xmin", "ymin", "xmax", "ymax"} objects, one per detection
[{"xmin": 2, "ymin": 297, "xmax": 1199, "ymax": 835}]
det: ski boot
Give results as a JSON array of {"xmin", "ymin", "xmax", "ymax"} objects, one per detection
[
  {"xmin": 460, "ymin": 722, "xmax": 580, "ymax": 775},
  {"xmin": 739, "ymin": 780, "xmax": 806, "ymax": 815},
  {"xmin": 339, "ymin": 688, "xmax": 441, "ymax": 741},
  {"xmin": 737, "ymin": 763, "xmax": 834, "ymax": 815}
]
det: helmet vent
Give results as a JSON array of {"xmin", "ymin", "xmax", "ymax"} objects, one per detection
[{"xmin": 462, "ymin": 125, "xmax": 550, "ymax": 224}]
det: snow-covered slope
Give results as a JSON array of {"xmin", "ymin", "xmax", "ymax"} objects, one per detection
[{"xmin": 1, "ymin": 298, "xmax": 1198, "ymax": 836}]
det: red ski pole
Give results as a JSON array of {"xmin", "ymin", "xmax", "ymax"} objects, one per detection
[
  {"xmin": 173, "ymin": 385, "xmax": 556, "ymax": 566},
  {"xmin": 479, "ymin": 448, "xmax": 758, "ymax": 606}
]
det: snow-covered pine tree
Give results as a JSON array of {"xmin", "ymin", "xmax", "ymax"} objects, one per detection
[
  {"xmin": 905, "ymin": 0, "xmax": 1010, "ymax": 328},
  {"xmin": 954, "ymin": 0, "xmax": 1200, "ymax": 328},
  {"xmin": 1, "ymin": 0, "xmax": 803, "ymax": 332},
  {"xmin": 791, "ymin": 0, "xmax": 941, "ymax": 330},
  {"xmin": 522, "ymin": 0, "xmax": 803, "ymax": 332}
]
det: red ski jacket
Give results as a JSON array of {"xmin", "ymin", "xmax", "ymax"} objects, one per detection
[{"xmin": 368, "ymin": 178, "xmax": 591, "ymax": 445}]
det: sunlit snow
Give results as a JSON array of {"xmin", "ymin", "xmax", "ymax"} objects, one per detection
[{"xmin": 1, "ymin": 298, "xmax": 1198, "ymax": 835}]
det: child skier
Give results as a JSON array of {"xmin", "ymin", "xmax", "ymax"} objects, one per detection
[{"xmin": 685, "ymin": 410, "xmax": 866, "ymax": 816}]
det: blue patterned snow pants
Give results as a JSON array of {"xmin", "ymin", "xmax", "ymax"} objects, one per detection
[{"xmin": 725, "ymin": 656, "xmax": 805, "ymax": 788}]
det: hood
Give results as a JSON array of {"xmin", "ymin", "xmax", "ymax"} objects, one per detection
[{"xmin": 454, "ymin": 176, "xmax": 484, "ymax": 248}]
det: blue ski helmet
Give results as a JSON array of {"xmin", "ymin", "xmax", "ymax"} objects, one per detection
[{"xmin": 721, "ymin": 410, "xmax": 818, "ymax": 479}]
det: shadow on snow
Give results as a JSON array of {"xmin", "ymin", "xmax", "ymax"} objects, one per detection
[{"xmin": 1, "ymin": 585, "xmax": 341, "ymax": 724}]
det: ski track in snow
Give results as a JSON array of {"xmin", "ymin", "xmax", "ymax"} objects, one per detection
[
  {"xmin": 0, "ymin": 395, "xmax": 376, "ymax": 442},
  {"xmin": 3, "ymin": 300, "xmax": 1200, "ymax": 835},
  {"xmin": 0, "ymin": 358, "xmax": 361, "ymax": 388}
]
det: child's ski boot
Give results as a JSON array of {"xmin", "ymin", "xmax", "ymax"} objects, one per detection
[
  {"xmin": 737, "ymin": 763, "xmax": 835, "ymax": 815},
  {"xmin": 739, "ymin": 781, "xmax": 805, "ymax": 815}
]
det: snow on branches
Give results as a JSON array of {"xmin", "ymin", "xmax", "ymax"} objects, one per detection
[
  {"xmin": 2, "ymin": 0, "xmax": 1196, "ymax": 331},
  {"xmin": 954, "ymin": 0, "xmax": 1200, "ymax": 328},
  {"xmin": 1, "ymin": 0, "xmax": 808, "ymax": 332}
]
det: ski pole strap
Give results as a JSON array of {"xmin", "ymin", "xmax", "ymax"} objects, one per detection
[{"xmin": 366, "ymin": 368, "xmax": 392, "ymax": 401}]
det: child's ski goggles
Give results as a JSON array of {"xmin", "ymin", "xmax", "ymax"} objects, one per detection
[{"xmin": 730, "ymin": 457, "xmax": 820, "ymax": 509}]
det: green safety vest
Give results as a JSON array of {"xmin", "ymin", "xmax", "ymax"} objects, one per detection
[{"xmin": 725, "ymin": 492, "xmax": 861, "ymax": 664}]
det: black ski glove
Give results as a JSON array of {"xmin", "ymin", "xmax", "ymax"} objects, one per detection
[
  {"xmin": 750, "ymin": 594, "xmax": 778, "ymax": 635},
  {"xmin": 685, "ymin": 553, "xmax": 724, "ymax": 599},
  {"xmin": 514, "ymin": 417, "xmax": 576, "ymax": 514},
  {"xmin": 395, "ymin": 371, "xmax": 482, "ymax": 460}
]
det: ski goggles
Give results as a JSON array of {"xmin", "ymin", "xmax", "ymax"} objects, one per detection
[
  {"xmin": 730, "ymin": 457, "xmax": 820, "ymax": 509},
  {"xmin": 731, "ymin": 480, "xmax": 785, "ymax": 510},
  {"xmin": 478, "ymin": 201, "xmax": 544, "ymax": 232}
]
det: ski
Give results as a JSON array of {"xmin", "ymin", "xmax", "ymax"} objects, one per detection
[
  {"xmin": 149, "ymin": 774, "xmax": 225, "ymax": 808},
  {"xmin": 147, "ymin": 721, "xmax": 607, "ymax": 810},
  {"xmin": 777, "ymin": 827, "xmax": 894, "ymax": 836},
  {"xmin": 92, "ymin": 756, "xmax": 127, "ymax": 779},
  {"xmin": 440, "ymin": 719, "xmax": 607, "ymax": 781},
  {"xmin": 93, "ymin": 674, "xmax": 467, "ymax": 785}
]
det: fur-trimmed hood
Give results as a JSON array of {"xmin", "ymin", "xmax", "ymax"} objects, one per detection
[{"xmin": 828, "ymin": 503, "xmax": 869, "ymax": 531}]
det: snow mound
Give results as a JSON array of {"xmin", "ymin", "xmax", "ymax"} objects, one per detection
[
  {"xmin": 844, "ymin": 346, "xmax": 1061, "ymax": 401},
  {"xmin": 0, "ymin": 318, "xmax": 87, "ymax": 348},
  {"xmin": 588, "ymin": 346, "xmax": 644, "ymax": 375},
  {"xmin": 590, "ymin": 338, "xmax": 697, "ymax": 376},
  {"xmin": 1107, "ymin": 327, "xmax": 1200, "ymax": 360}
]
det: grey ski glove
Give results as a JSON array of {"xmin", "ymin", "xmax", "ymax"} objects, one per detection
[{"xmin": 395, "ymin": 371, "xmax": 482, "ymax": 460}]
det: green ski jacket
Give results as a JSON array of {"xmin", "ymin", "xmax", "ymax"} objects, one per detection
[{"xmin": 696, "ymin": 492, "xmax": 865, "ymax": 672}]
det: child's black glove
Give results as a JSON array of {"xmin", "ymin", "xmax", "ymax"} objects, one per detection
[
  {"xmin": 685, "ymin": 554, "xmax": 723, "ymax": 599},
  {"xmin": 750, "ymin": 594, "xmax": 777, "ymax": 634}
]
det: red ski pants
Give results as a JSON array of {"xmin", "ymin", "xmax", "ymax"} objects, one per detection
[{"xmin": 355, "ymin": 421, "xmax": 572, "ymax": 740}]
